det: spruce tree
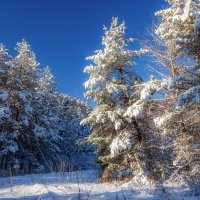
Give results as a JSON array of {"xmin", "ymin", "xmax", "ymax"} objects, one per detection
[
  {"xmin": 81, "ymin": 18, "xmax": 148, "ymax": 179},
  {"xmin": 7, "ymin": 39, "xmax": 44, "ymax": 173}
]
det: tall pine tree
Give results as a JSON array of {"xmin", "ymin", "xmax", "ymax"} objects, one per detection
[{"xmin": 81, "ymin": 18, "xmax": 149, "ymax": 179}]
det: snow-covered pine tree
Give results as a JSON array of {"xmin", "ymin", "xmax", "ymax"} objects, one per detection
[
  {"xmin": 155, "ymin": 0, "xmax": 200, "ymax": 75},
  {"xmin": 0, "ymin": 44, "xmax": 17, "ymax": 174},
  {"xmin": 143, "ymin": 29, "xmax": 184, "ymax": 182},
  {"xmin": 5, "ymin": 39, "xmax": 46, "ymax": 174},
  {"xmin": 34, "ymin": 66, "xmax": 63, "ymax": 171},
  {"xmin": 81, "ymin": 17, "xmax": 150, "ymax": 180},
  {"xmin": 154, "ymin": 0, "xmax": 200, "ymax": 183},
  {"xmin": 0, "ymin": 44, "xmax": 11, "ymax": 127},
  {"xmin": 151, "ymin": 73, "xmax": 200, "ymax": 183}
]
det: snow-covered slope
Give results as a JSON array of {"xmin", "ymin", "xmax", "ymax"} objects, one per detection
[{"xmin": 0, "ymin": 170, "xmax": 199, "ymax": 200}]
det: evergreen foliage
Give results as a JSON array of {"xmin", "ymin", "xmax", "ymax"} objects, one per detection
[{"xmin": 0, "ymin": 40, "xmax": 93, "ymax": 175}]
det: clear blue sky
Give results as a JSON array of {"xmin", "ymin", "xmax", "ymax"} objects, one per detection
[{"xmin": 0, "ymin": 0, "xmax": 167, "ymax": 101}]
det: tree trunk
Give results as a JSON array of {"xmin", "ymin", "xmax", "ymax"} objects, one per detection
[
  {"xmin": 195, "ymin": 51, "xmax": 200, "ymax": 77},
  {"xmin": 171, "ymin": 65, "xmax": 175, "ymax": 77},
  {"xmin": 119, "ymin": 68, "xmax": 129, "ymax": 104},
  {"xmin": 133, "ymin": 120, "xmax": 143, "ymax": 143}
]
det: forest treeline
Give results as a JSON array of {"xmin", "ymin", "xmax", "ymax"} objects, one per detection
[
  {"xmin": 0, "ymin": 0, "xmax": 199, "ymax": 185},
  {"xmin": 0, "ymin": 40, "xmax": 95, "ymax": 176}
]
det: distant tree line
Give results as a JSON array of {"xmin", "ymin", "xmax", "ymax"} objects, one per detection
[{"xmin": 0, "ymin": 40, "xmax": 95, "ymax": 176}]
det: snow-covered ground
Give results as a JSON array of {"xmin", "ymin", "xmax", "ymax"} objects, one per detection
[{"xmin": 0, "ymin": 170, "xmax": 199, "ymax": 200}]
